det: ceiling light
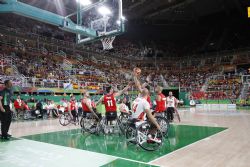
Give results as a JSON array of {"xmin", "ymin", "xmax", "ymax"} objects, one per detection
[
  {"xmin": 77, "ymin": 0, "xmax": 92, "ymax": 6},
  {"xmin": 98, "ymin": 6, "xmax": 112, "ymax": 16}
]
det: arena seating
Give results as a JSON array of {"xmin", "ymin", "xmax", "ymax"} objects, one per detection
[{"xmin": 0, "ymin": 13, "xmax": 249, "ymax": 106}]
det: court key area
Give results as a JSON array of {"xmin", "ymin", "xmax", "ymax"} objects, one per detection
[{"xmin": 0, "ymin": 123, "xmax": 226, "ymax": 167}]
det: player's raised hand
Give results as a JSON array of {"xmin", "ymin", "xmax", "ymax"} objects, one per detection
[
  {"xmin": 146, "ymin": 74, "xmax": 152, "ymax": 84},
  {"xmin": 133, "ymin": 67, "xmax": 141, "ymax": 76}
]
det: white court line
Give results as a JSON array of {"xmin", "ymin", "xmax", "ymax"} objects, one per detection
[
  {"xmin": 148, "ymin": 128, "xmax": 229, "ymax": 165},
  {"xmin": 20, "ymin": 137, "xmax": 160, "ymax": 167}
]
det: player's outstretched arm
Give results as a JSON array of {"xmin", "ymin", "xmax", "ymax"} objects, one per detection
[
  {"xmin": 145, "ymin": 109, "xmax": 161, "ymax": 130},
  {"xmin": 114, "ymin": 82, "xmax": 132, "ymax": 97},
  {"xmin": 95, "ymin": 96, "xmax": 104, "ymax": 107},
  {"xmin": 133, "ymin": 75, "xmax": 144, "ymax": 93},
  {"xmin": 85, "ymin": 101, "xmax": 99, "ymax": 120},
  {"xmin": 133, "ymin": 73, "xmax": 151, "ymax": 93}
]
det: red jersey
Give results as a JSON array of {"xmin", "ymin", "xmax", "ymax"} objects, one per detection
[
  {"xmin": 82, "ymin": 98, "xmax": 91, "ymax": 113},
  {"xmin": 103, "ymin": 94, "xmax": 117, "ymax": 112},
  {"xmin": 14, "ymin": 99, "xmax": 22, "ymax": 109},
  {"xmin": 69, "ymin": 100, "xmax": 77, "ymax": 111},
  {"xmin": 64, "ymin": 105, "xmax": 69, "ymax": 113},
  {"xmin": 155, "ymin": 93, "xmax": 167, "ymax": 112},
  {"xmin": 23, "ymin": 103, "xmax": 29, "ymax": 110},
  {"xmin": 91, "ymin": 101, "xmax": 96, "ymax": 108}
]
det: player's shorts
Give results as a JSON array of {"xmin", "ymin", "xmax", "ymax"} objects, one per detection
[
  {"xmin": 166, "ymin": 107, "xmax": 175, "ymax": 113},
  {"xmin": 70, "ymin": 110, "xmax": 77, "ymax": 117},
  {"xmin": 105, "ymin": 111, "xmax": 117, "ymax": 121}
]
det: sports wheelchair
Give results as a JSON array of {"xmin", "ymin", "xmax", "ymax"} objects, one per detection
[
  {"xmin": 59, "ymin": 110, "xmax": 80, "ymax": 126},
  {"xmin": 153, "ymin": 112, "xmax": 170, "ymax": 137},
  {"xmin": 125, "ymin": 118, "xmax": 164, "ymax": 151},
  {"xmin": 80, "ymin": 112, "xmax": 101, "ymax": 134},
  {"xmin": 80, "ymin": 111, "xmax": 125, "ymax": 135}
]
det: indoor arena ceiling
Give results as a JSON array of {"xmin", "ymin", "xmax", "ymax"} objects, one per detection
[{"xmin": 17, "ymin": 0, "xmax": 248, "ymax": 25}]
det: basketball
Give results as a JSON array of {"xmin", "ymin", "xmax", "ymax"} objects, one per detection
[{"xmin": 133, "ymin": 67, "xmax": 141, "ymax": 76}]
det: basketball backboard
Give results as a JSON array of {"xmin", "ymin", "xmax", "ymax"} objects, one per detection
[{"xmin": 68, "ymin": 0, "xmax": 125, "ymax": 45}]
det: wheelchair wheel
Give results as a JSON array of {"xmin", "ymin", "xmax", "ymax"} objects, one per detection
[
  {"xmin": 99, "ymin": 116, "xmax": 112, "ymax": 134},
  {"xmin": 155, "ymin": 116, "xmax": 170, "ymax": 137},
  {"xmin": 119, "ymin": 113, "xmax": 129, "ymax": 122},
  {"xmin": 125, "ymin": 126, "xmax": 136, "ymax": 144},
  {"xmin": 81, "ymin": 116, "xmax": 98, "ymax": 134},
  {"xmin": 11, "ymin": 111, "xmax": 18, "ymax": 121},
  {"xmin": 116, "ymin": 118, "xmax": 127, "ymax": 136},
  {"xmin": 136, "ymin": 122, "xmax": 163, "ymax": 151},
  {"xmin": 59, "ymin": 113, "xmax": 71, "ymax": 126},
  {"xmin": 95, "ymin": 120, "xmax": 105, "ymax": 135},
  {"xmin": 80, "ymin": 117, "xmax": 84, "ymax": 128}
]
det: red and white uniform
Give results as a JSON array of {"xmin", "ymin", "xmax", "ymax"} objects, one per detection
[
  {"xmin": 62, "ymin": 102, "xmax": 68, "ymax": 112},
  {"xmin": 14, "ymin": 99, "xmax": 22, "ymax": 109},
  {"xmin": 166, "ymin": 96, "xmax": 178, "ymax": 108},
  {"xmin": 69, "ymin": 100, "xmax": 77, "ymax": 111},
  {"xmin": 91, "ymin": 101, "xmax": 96, "ymax": 108},
  {"xmin": 132, "ymin": 97, "xmax": 141, "ymax": 113},
  {"xmin": 155, "ymin": 93, "xmax": 167, "ymax": 112},
  {"xmin": 82, "ymin": 98, "xmax": 92, "ymax": 113},
  {"xmin": 132, "ymin": 97, "xmax": 150, "ymax": 120},
  {"xmin": 103, "ymin": 94, "xmax": 117, "ymax": 112},
  {"xmin": 23, "ymin": 102, "xmax": 30, "ymax": 110}
]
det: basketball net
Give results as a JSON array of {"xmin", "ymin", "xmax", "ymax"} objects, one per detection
[{"xmin": 100, "ymin": 36, "xmax": 116, "ymax": 50}]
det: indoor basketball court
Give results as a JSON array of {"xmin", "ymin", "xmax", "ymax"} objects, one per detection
[{"xmin": 0, "ymin": 0, "xmax": 250, "ymax": 167}]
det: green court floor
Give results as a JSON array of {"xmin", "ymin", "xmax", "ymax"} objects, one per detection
[{"xmin": 22, "ymin": 125, "xmax": 226, "ymax": 163}]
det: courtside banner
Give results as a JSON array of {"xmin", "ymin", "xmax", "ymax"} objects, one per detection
[
  {"xmin": 196, "ymin": 104, "xmax": 204, "ymax": 109},
  {"xmin": 228, "ymin": 104, "xmax": 236, "ymax": 109}
]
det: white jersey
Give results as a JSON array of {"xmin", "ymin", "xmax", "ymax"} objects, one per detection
[
  {"xmin": 132, "ymin": 97, "xmax": 150, "ymax": 120},
  {"xmin": 167, "ymin": 96, "xmax": 177, "ymax": 108},
  {"xmin": 132, "ymin": 97, "xmax": 141, "ymax": 112},
  {"xmin": 119, "ymin": 103, "xmax": 129, "ymax": 113}
]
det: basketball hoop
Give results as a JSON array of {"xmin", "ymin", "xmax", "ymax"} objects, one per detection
[{"xmin": 100, "ymin": 36, "xmax": 116, "ymax": 50}]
